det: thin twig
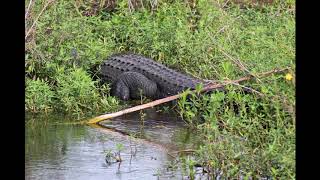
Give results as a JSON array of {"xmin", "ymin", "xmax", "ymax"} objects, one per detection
[
  {"xmin": 215, "ymin": 42, "xmax": 262, "ymax": 83},
  {"xmin": 25, "ymin": 0, "xmax": 54, "ymax": 40},
  {"xmin": 218, "ymin": 46, "xmax": 250, "ymax": 72},
  {"xmin": 224, "ymin": 81, "xmax": 265, "ymax": 97},
  {"xmin": 212, "ymin": 16, "xmax": 241, "ymax": 40},
  {"xmin": 222, "ymin": 0, "xmax": 230, "ymax": 8},
  {"xmin": 207, "ymin": 28, "xmax": 262, "ymax": 83},
  {"xmin": 150, "ymin": 0, "xmax": 157, "ymax": 11},
  {"xmin": 139, "ymin": 0, "xmax": 144, "ymax": 9},
  {"xmin": 128, "ymin": 0, "xmax": 134, "ymax": 12},
  {"xmin": 25, "ymin": 0, "xmax": 34, "ymax": 20}
]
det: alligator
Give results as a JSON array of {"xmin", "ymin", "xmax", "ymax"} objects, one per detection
[{"xmin": 100, "ymin": 53, "xmax": 219, "ymax": 100}]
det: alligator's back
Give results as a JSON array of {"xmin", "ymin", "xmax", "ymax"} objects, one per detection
[{"xmin": 101, "ymin": 53, "xmax": 206, "ymax": 99}]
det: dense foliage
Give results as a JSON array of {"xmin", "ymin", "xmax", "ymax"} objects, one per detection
[{"xmin": 25, "ymin": 0, "xmax": 295, "ymax": 178}]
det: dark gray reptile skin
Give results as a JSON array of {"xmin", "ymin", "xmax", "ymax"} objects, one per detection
[{"xmin": 100, "ymin": 53, "xmax": 210, "ymax": 100}]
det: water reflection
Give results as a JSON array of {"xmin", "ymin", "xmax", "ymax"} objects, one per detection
[{"xmin": 25, "ymin": 109, "xmax": 200, "ymax": 180}]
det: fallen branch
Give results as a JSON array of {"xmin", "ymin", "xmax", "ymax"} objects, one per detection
[{"xmin": 87, "ymin": 67, "xmax": 289, "ymax": 124}]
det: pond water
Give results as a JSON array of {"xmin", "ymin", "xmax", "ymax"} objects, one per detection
[{"xmin": 25, "ymin": 109, "xmax": 203, "ymax": 180}]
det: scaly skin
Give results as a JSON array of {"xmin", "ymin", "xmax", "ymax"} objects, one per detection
[{"xmin": 100, "ymin": 53, "xmax": 209, "ymax": 100}]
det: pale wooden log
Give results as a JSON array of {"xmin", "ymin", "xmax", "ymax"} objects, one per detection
[{"xmin": 87, "ymin": 67, "xmax": 289, "ymax": 124}]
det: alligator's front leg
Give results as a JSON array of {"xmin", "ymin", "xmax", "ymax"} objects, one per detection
[
  {"xmin": 112, "ymin": 79, "xmax": 130, "ymax": 100},
  {"xmin": 111, "ymin": 72, "xmax": 158, "ymax": 100}
]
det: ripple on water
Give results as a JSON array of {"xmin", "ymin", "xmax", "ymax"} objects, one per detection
[{"xmin": 25, "ymin": 110, "xmax": 198, "ymax": 180}]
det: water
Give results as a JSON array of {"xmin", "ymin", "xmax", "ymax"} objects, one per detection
[{"xmin": 25, "ymin": 109, "xmax": 201, "ymax": 180}]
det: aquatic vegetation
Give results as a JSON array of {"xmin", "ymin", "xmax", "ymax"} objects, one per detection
[
  {"xmin": 103, "ymin": 143, "xmax": 126, "ymax": 165},
  {"xmin": 115, "ymin": 143, "xmax": 124, "ymax": 160}
]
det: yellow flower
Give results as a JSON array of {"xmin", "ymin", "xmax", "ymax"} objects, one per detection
[{"xmin": 285, "ymin": 73, "xmax": 293, "ymax": 81}]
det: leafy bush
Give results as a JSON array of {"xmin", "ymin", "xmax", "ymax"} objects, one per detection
[
  {"xmin": 25, "ymin": 78, "xmax": 55, "ymax": 112},
  {"xmin": 55, "ymin": 68, "xmax": 118, "ymax": 117},
  {"xmin": 177, "ymin": 84, "xmax": 295, "ymax": 178}
]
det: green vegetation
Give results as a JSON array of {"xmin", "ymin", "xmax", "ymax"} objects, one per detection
[
  {"xmin": 25, "ymin": 0, "xmax": 295, "ymax": 179},
  {"xmin": 103, "ymin": 143, "xmax": 124, "ymax": 164},
  {"xmin": 26, "ymin": 78, "xmax": 55, "ymax": 112},
  {"xmin": 177, "ymin": 83, "xmax": 295, "ymax": 178}
]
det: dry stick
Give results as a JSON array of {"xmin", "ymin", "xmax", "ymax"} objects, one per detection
[
  {"xmin": 87, "ymin": 67, "xmax": 289, "ymax": 124},
  {"xmin": 150, "ymin": 0, "xmax": 157, "ymax": 10},
  {"xmin": 215, "ymin": 43, "xmax": 263, "ymax": 83},
  {"xmin": 139, "ymin": 0, "xmax": 145, "ymax": 9},
  {"xmin": 25, "ymin": 0, "xmax": 34, "ymax": 19},
  {"xmin": 87, "ymin": 93, "xmax": 181, "ymax": 124},
  {"xmin": 212, "ymin": 16, "xmax": 241, "ymax": 40},
  {"xmin": 226, "ymin": 81, "xmax": 265, "ymax": 97},
  {"xmin": 207, "ymin": 28, "xmax": 262, "ymax": 83},
  {"xmin": 219, "ymin": 47, "xmax": 248, "ymax": 73},
  {"xmin": 128, "ymin": 0, "xmax": 134, "ymax": 12},
  {"xmin": 222, "ymin": 0, "xmax": 231, "ymax": 8},
  {"xmin": 25, "ymin": 0, "xmax": 54, "ymax": 40}
]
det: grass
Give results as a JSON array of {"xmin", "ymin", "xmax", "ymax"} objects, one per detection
[{"xmin": 25, "ymin": 0, "xmax": 295, "ymax": 178}]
